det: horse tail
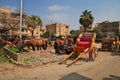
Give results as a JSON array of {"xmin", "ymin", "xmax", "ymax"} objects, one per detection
[
  {"xmin": 41, "ymin": 38, "xmax": 47, "ymax": 50},
  {"xmin": 45, "ymin": 39, "xmax": 47, "ymax": 48}
]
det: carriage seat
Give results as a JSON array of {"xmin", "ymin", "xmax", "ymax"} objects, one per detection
[{"xmin": 77, "ymin": 32, "xmax": 96, "ymax": 49}]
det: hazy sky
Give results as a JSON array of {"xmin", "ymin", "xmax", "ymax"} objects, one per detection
[{"xmin": 0, "ymin": 0, "xmax": 120, "ymax": 30}]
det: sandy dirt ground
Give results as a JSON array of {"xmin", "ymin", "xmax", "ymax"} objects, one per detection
[{"xmin": 0, "ymin": 47, "xmax": 120, "ymax": 80}]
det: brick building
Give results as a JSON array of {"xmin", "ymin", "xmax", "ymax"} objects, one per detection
[
  {"xmin": 96, "ymin": 21, "xmax": 120, "ymax": 37},
  {"xmin": 46, "ymin": 23, "xmax": 70, "ymax": 36}
]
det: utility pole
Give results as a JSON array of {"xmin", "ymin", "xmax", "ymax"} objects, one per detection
[{"xmin": 19, "ymin": 0, "xmax": 22, "ymax": 40}]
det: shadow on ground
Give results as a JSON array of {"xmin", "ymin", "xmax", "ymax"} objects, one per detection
[
  {"xmin": 65, "ymin": 53, "xmax": 89, "ymax": 61},
  {"xmin": 59, "ymin": 72, "xmax": 92, "ymax": 80},
  {"xmin": 103, "ymin": 75, "xmax": 120, "ymax": 80}
]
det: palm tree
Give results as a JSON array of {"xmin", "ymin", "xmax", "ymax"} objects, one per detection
[
  {"xmin": 29, "ymin": 15, "xmax": 43, "ymax": 36},
  {"xmin": 79, "ymin": 10, "xmax": 94, "ymax": 32}
]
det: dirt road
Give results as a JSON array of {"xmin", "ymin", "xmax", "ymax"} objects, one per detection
[{"xmin": 0, "ymin": 51, "xmax": 120, "ymax": 80}]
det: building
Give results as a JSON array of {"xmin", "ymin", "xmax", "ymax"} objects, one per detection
[
  {"xmin": 0, "ymin": 8, "xmax": 11, "ymax": 27},
  {"xmin": 97, "ymin": 21, "xmax": 120, "ymax": 37},
  {"xmin": 46, "ymin": 23, "xmax": 70, "ymax": 36},
  {"xmin": 0, "ymin": 8, "xmax": 27, "ymax": 35},
  {"xmin": 0, "ymin": 7, "xmax": 11, "ymax": 14},
  {"xmin": 0, "ymin": 7, "xmax": 44, "ymax": 38}
]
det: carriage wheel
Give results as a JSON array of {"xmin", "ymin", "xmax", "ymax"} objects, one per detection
[{"xmin": 92, "ymin": 47, "xmax": 98, "ymax": 61}]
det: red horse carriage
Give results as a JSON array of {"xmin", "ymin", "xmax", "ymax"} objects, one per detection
[{"xmin": 59, "ymin": 32, "xmax": 98, "ymax": 67}]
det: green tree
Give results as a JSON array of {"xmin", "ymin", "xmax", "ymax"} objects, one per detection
[
  {"xmin": 79, "ymin": 10, "xmax": 94, "ymax": 31},
  {"xmin": 70, "ymin": 30, "xmax": 81, "ymax": 37},
  {"xmin": 29, "ymin": 15, "xmax": 43, "ymax": 27},
  {"xmin": 70, "ymin": 30, "xmax": 76, "ymax": 36},
  {"xmin": 92, "ymin": 29, "xmax": 104, "ymax": 38},
  {"xmin": 70, "ymin": 30, "xmax": 76, "ymax": 34},
  {"xmin": 116, "ymin": 30, "xmax": 120, "ymax": 37},
  {"xmin": 29, "ymin": 15, "xmax": 43, "ymax": 36},
  {"xmin": 42, "ymin": 31, "xmax": 50, "ymax": 38}
]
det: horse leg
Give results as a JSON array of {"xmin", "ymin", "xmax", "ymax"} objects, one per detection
[
  {"xmin": 32, "ymin": 45, "xmax": 35, "ymax": 51},
  {"xmin": 40, "ymin": 46, "xmax": 42, "ymax": 50},
  {"xmin": 24, "ymin": 43, "xmax": 30, "ymax": 50},
  {"xmin": 37, "ymin": 46, "xmax": 39, "ymax": 50},
  {"xmin": 27, "ymin": 45, "xmax": 30, "ymax": 50}
]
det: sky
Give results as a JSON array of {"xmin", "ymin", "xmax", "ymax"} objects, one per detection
[{"xmin": 0, "ymin": 0, "xmax": 120, "ymax": 30}]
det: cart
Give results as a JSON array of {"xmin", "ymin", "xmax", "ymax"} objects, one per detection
[
  {"xmin": 59, "ymin": 32, "xmax": 98, "ymax": 67},
  {"xmin": 101, "ymin": 38, "xmax": 114, "ymax": 51}
]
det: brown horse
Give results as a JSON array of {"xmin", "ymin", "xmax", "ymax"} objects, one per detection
[
  {"xmin": 54, "ymin": 38, "xmax": 64, "ymax": 54},
  {"xmin": 24, "ymin": 38, "xmax": 47, "ymax": 51},
  {"xmin": 54, "ymin": 37, "xmax": 74, "ymax": 54}
]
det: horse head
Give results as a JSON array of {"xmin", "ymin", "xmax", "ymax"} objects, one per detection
[
  {"xmin": 0, "ymin": 38, "xmax": 12, "ymax": 48},
  {"xmin": 12, "ymin": 38, "xmax": 25, "ymax": 52},
  {"xmin": 55, "ymin": 38, "xmax": 61, "ymax": 46}
]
